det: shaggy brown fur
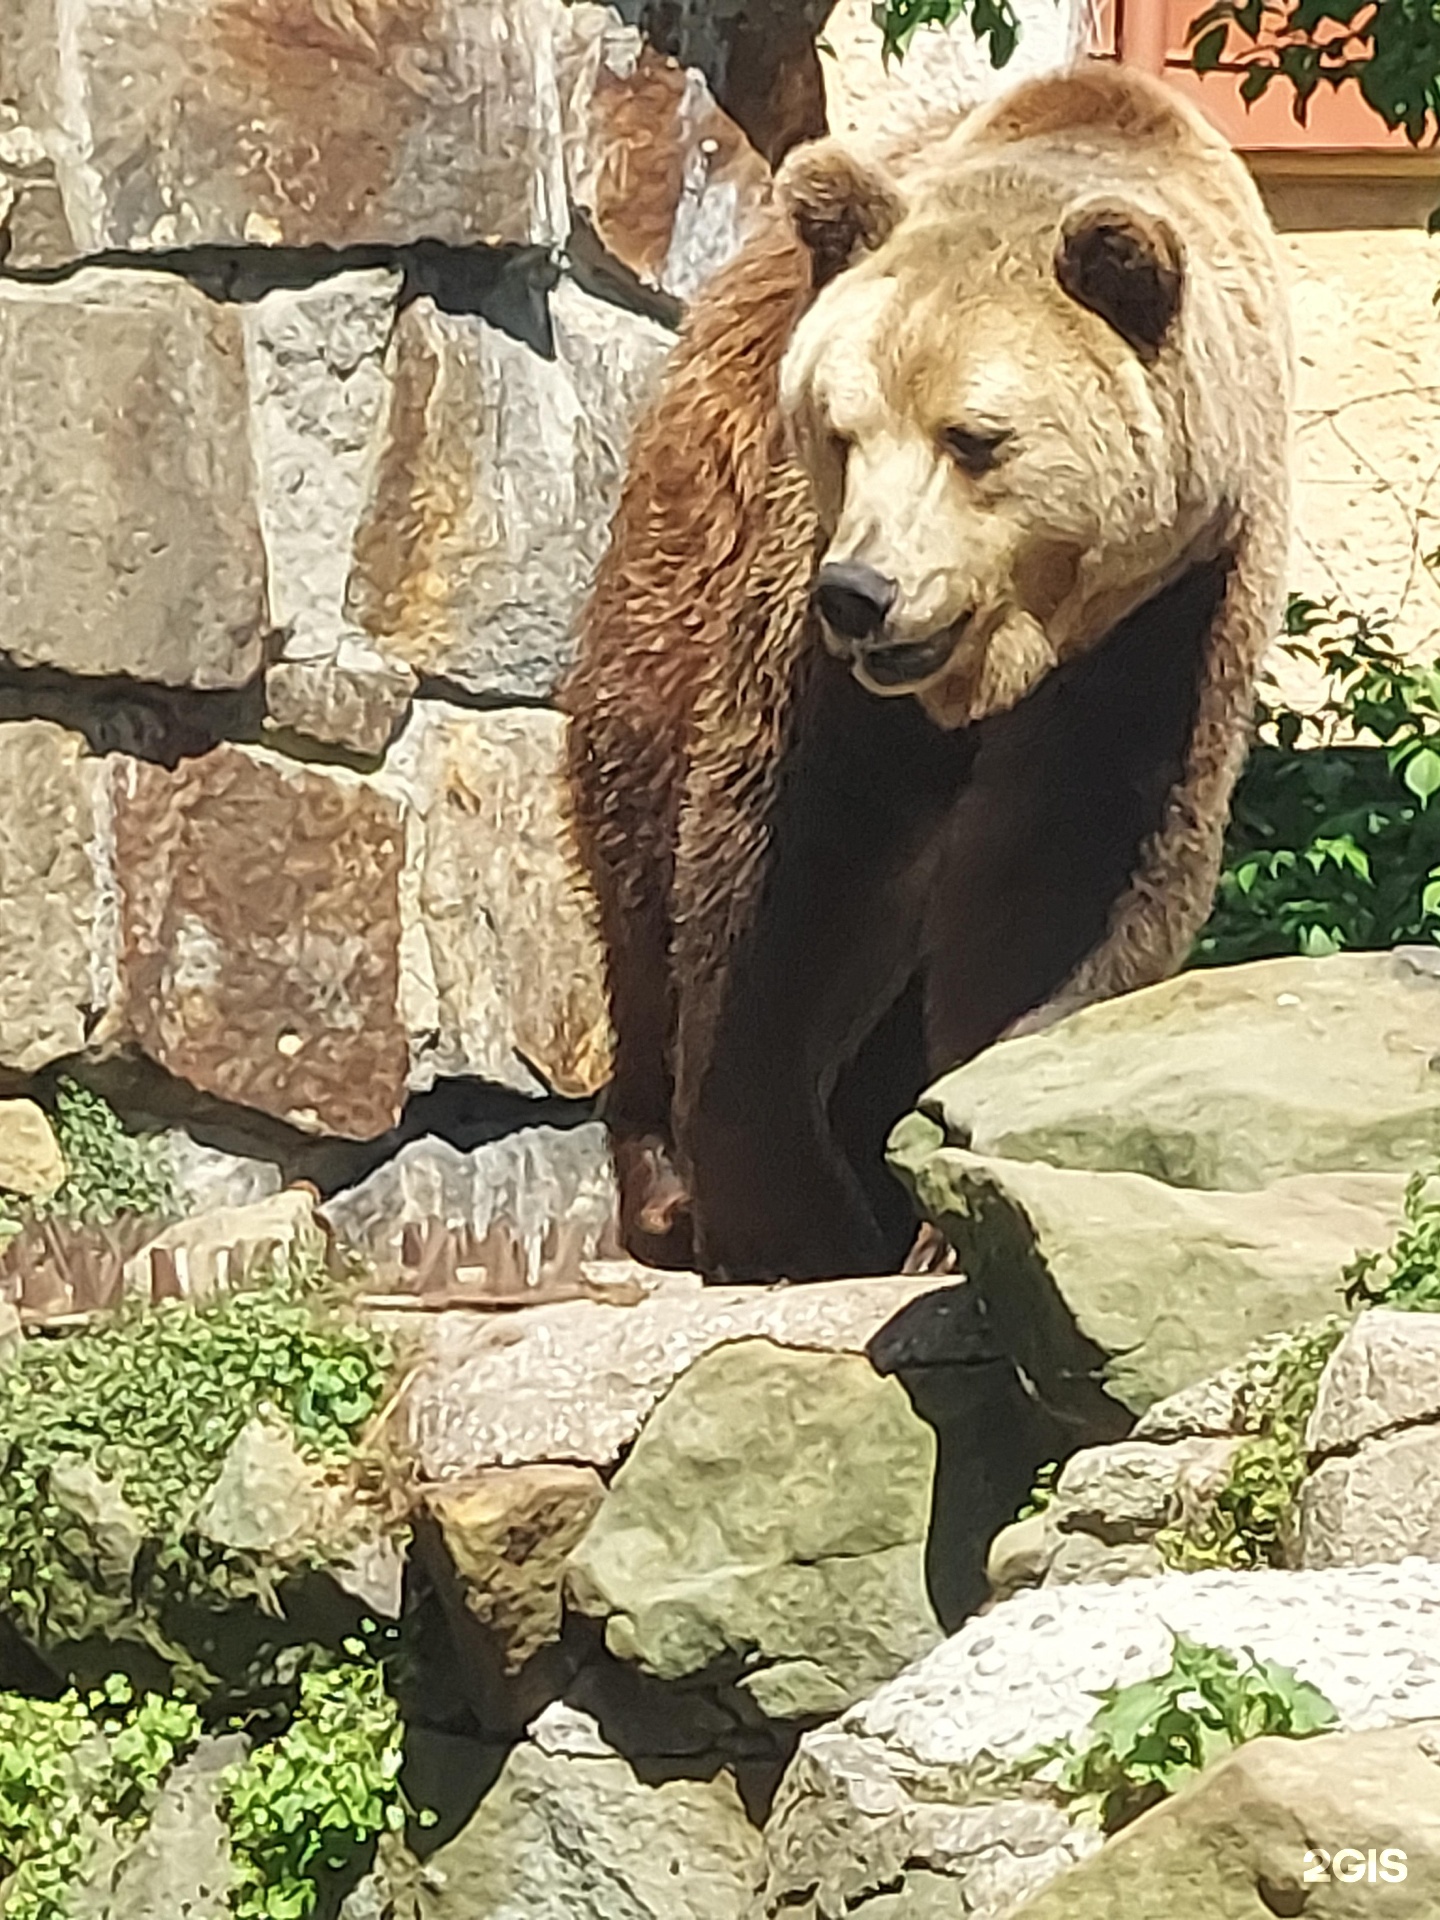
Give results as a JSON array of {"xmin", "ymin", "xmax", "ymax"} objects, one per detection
[{"xmin": 560, "ymin": 62, "xmax": 1292, "ymax": 1281}]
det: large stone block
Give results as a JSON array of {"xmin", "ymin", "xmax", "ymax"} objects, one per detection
[
  {"xmin": 0, "ymin": 722, "xmax": 109, "ymax": 1075},
  {"xmin": 380, "ymin": 702, "xmax": 612, "ymax": 1098},
  {"xmin": 889, "ymin": 1129, "xmax": 1403, "ymax": 1421},
  {"xmin": 764, "ymin": 1563, "xmax": 1440, "ymax": 1919},
  {"xmin": 0, "ymin": 271, "xmax": 269, "ymax": 688},
  {"xmin": 908, "ymin": 951, "xmax": 1440, "ymax": 1192},
  {"xmin": 567, "ymin": 1337, "xmax": 942, "ymax": 1717},
  {"xmin": 105, "ymin": 744, "xmax": 409, "ymax": 1138},
  {"xmin": 3, "ymin": 0, "xmax": 570, "ymax": 261},
  {"xmin": 347, "ymin": 282, "xmax": 670, "ymax": 702}
]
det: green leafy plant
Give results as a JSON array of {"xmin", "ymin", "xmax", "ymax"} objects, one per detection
[
  {"xmin": 222, "ymin": 1655, "xmax": 406, "ymax": 1920},
  {"xmin": 1015, "ymin": 1459, "xmax": 1060, "ymax": 1522},
  {"xmin": 873, "ymin": 0, "xmax": 1021, "ymax": 66},
  {"xmin": 1194, "ymin": 597, "xmax": 1440, "ymax": 967},
  {"xmin": 0, "ymin": 1676, "xmax": 200, "ymax": 1920},
  {"xmin": 1028, "ymin": 1634, "xmax": 1337, "ymax": 1833},
  {"xmin": 0, "ymin": 1254, "xmax": 392, "ymax": 1660},
  {"xmin": 1185, "ymin": 0, "xmax": 1440, "ymax": 150},
  {"xmin": 1342, "ymin": 1168, "xmax": 1440, "ymax": 1311},
  {"xmin": 1157, "ymin": 1319, "xmax": 1346, "ymax": 1571},
  {"xmin": 0, "ymin": 1080, "xmax": 175, "ymax": 1244}
]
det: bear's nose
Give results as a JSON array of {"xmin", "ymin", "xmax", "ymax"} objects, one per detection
[{"xmin": 813, "ymin": 561, "xmax": 898, "ymax": 644}]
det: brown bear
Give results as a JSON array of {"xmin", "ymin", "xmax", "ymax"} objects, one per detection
[{"xmin": 560, "ymin": 62, "xmax": 1293, "ymax": 1283}]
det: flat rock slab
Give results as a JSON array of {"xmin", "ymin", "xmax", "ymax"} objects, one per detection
[
  {"xmin": 764, "ymin": 1563, "xmax": 1440, "ymax": 1920},
  {"xmin": 567, "ymin": 1338, "xmax": 942, "ymax": 1717},
  {"xmin": 390, "ymin": 1274, "xmax": 961, "ymax": 1475},
  {"xmin": 1011, "ymin": 1721, "xmax": 1440, "ymax": 1920},
  {"xmin": 908, "ymin": 951, "xmax": 1440, "ymax": 1191},
  {"xmin": 888, "ymin": 1138, "xmax": 1403, "ymax": 1420},
  {"xmin": 0, "ymin": 271, "xmax": 268, "ymax": 689}
]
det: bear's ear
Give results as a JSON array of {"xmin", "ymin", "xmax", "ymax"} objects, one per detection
[
  {"xmin": 776, "ymin": 139, "xmax": 907, "ymax": 290},
  {"xmin": 1054, "ymin": 202, "xmax": 1184, "ymax": 363}
]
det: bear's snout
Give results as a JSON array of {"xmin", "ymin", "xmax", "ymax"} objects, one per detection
[{"xmin": 813, "ymin": 561, "xmax": 897, "ymax": 645}]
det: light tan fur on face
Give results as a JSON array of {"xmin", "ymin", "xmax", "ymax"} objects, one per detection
[{"xmin": 780, "ymin": 107, "xmax": 1286, "ymax": 736}]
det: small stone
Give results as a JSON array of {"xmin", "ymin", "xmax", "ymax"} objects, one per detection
[
  {"xmin": 0, "ymin": 1098, "xmax": 66, "ymax": 1199},
  {"xmin": 428, "ymin": 1464, "xmax": 606, "ymax": 1671}
]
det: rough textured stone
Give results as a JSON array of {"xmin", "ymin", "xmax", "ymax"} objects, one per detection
[
  {"xmin": 75, "ymin": 1736, "xmax": 242, "ymax": 1920},
  {"xmin": 392, "ymin": 1273, "xmax": 958, "ymax": 1475},
  {"xmin": 265, "ymin": 647, "xmax": 417, "ymax": 759},
  {"xmin": 906, "ymin": 952, "xmax": 1440, "ymax": 1191},
  {"xmin": 0, "ymin": 1098, "xmax": 66, "ymax": 1198},
  {"xmin": 0, "ymin": 722, "xmax": 108, "ymax": 1075},
  {"xmin": 106, "ymin": 744, "xmax": 408, "ymax": 1139},
  {"xmin": 428, "ymin": 1464, "xmax": 605, "ymax": 1671},
  {"xmin": 244, "ymin": 271, "xmax": 400, "ymax": 672},
  {"xmin": 1307, "ymin": 1308, "xmax": 1440, "ymax": 1455},
  {"xmin": 4, "ymin": 0, "xmax": 570, "ymax": 261},
  {"xmin": 561, "ymin": 10, "xmax": 770, "ymax": 302},
  {"xmin": 889, "ymin": 1137, "xmax": 1401, "ymax": 1420},
  {"xmin": 158, "ymin": 1132, "xmax": 283, "ymax": 1216},
  {"xmin": 568, "ymin": 1338, "xmax": 941, "ymax": 1716},
  {"xmin": 323, "ymin": 1124, "xmax": 618, "ymax": 1291},
  {"xmin": 379, "ymin": 704, "xmax": 612, "ymax": 1099},
  {"xmin": 1011, "ymin": 1722, "xmax": 1440, "ymax": 1920},
  {"xmin": 416, "ymin": 1702, "xmax": 761, "ymax": 1918},
  {"xmin": 0, "ymin": 272, "xmax": 269, "ymax": 688},
  {"xmin": 123, "ymin": 1189, "xmax": 327, "ymax": 1302},
  {"xmin": 347, "ymin": 283, "xmax": 669, "ymax": 702},
  {"xmin": 763, "ymin": 1564, "xmax": 1440, "ymax": 1919},
  {"xmin": 1299, "ymin": 1427, "xmax": 1440, "ymax": 1570}
]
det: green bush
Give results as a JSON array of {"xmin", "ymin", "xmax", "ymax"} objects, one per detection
[
  {"xmin": 1028, "ymin": 1634, "xmax": 1337, "ymax": 1833},
  {"xmin": 1343, "ymin": 1166, "xmax": 1440, "ymax": 1312},
  {"xmin": 872, "ymin": 0, "xmax": 1019, "ymax": 63},
  {"xmin": 1194, "ymin": 597, "xmax": 1440, "ymax": 966},
  {"xmin": 0, "ymin": 1255, "xmax": 392, "ymax": 1665}
]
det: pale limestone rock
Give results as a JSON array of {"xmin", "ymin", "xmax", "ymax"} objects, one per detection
[
  {"xmin": 1299, "ymin": 1427, "xmax": 1440, "ymax": 1570},
  {"xmin": 764, "ymin": 1564, "xmax": 1440, "ymax": 1918},
  {"xmin": 1306, "ymin": 1308, "xmax": 1440, "ymax": 1455},
  {"xmin": 4, "ymin": 0, "xmax": 571, "ymax": 260},
  {"xmin": 123, "ymin": 1188, "xmax": 327, "ymax": 1302},
  {"xmin": 391, "ymin": 1273, "xmax": 955, "ymax": 1474},
  {"xmin": 378, "ymin": 703, "xmax": 613, "ymax": 1100},
  {"xmin": 414, "ymin": 1702, "xmax": 762, "ymax": 1919},
  {"xmin": 427, "ymin": 1463, "xmax": 605, "ymax": 1671},
  {"xmin": 0, "ymin": 1098, "xmax": 66, "ymax": 1198},
  {"xmin": 0, "ymin": 272, "xmax": 269, "ymax": 688},
  {"xmin": 347, "ymin": 283, "xmax": 670, "ymax": 702},
  {"xmin": 0, "ymin": 722, "xmax": 109, "ymax": 1075}
]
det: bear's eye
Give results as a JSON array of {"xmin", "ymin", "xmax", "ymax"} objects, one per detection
[{"xmin": 942, "ymin": 426, "xmax": 1012, "ymax": 476}]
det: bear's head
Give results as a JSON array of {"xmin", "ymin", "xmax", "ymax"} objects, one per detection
[{"xmin": 776, "ymin": 137, "xmax": 1212, "ymax": 728}]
